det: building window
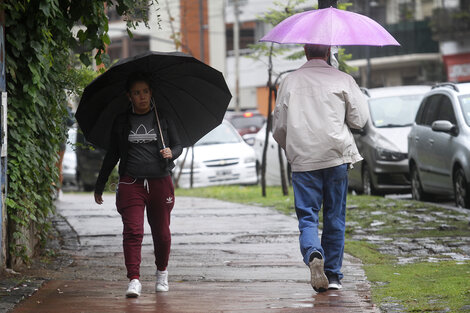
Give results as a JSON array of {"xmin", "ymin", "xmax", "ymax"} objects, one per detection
[
  {"xmin": 399, "ymin": 0, "xmax": 415, "ymax": 21},
  {"xmin": 108, "ymin": 39, "xmax": 122, "ymax": 63},
  {"xmin": 107, "ymin": 36, "xmax": 149, "ymax": 63},
  {"xmin": 226, "ymin": 22, "xmax": 255, "ymax": 52},
  {"xmin": 130, "ymin": 36, "xmax": 150, "ymax": 56}
]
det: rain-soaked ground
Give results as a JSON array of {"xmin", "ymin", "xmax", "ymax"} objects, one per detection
[
  {"xmin": 5, "ymin": 194, "xmax": 378, "ymax": 313},
  {"xmin": 2, "ymin": 192, "xmax": 469, "ymax": 312}
]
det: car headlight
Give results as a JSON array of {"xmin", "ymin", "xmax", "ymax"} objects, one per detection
[
  {"xmin": 375, "ymin": 147, "xmax": 407, "ymax": 162},
  {"xmin": 182, "ymin": 160, "xmax": 200, "ymax": 169},
  {"xmin": 244, "ymin": 156, "xmax": 256, "ymax": 164}
]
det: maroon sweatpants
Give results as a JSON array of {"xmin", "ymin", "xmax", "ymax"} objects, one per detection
[{"xmin": 116, "ymin": 175, "xmax": 175, "ymax": 280}]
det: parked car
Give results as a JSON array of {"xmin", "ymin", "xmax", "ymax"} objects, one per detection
[
  {"xmin": 173, "ymin": 120, "xmax": 258, "ymax": 188},
  {"xmin": 252, "ymin": 122, "xmax": 289, "ymax": 186},
  {"xmin": 62, "ymin": 127, "xmax": 78, "ymax": 189},
  {"xmin": 224, "ymin": 110, "xmax": 266, "ymax": 145},
  {"xmin": 348, "ymin": 85, "xmax": 431, "ymax": 195},
  {"xmin": 408, "ymin": 82, "xmax": 470, "ymax": 208},
  {"xmin": 76, "ymin": 129, "xmax": 106, "ymax": 192}
]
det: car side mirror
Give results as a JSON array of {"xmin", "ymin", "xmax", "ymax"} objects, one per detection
[
  {"xmin": 351, "ymin": 127, "xmax": 366, "ymax": 135},
  {"xmin": 431, "ymin": 120, "xmax": 458, "ymax": 136}
]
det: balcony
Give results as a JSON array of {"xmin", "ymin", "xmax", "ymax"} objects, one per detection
[
  {"xmin": 344, "ymin": 20, "xmax": 439, "ymax": 60},
  {"xmin": 430, "ymin": 8, "xmax": 470, "ymax": 42}
]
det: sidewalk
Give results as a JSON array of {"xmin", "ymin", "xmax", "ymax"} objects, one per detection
[{"xmin": 10, "ymin": 193, "xmax": 378, "ymax": 312}]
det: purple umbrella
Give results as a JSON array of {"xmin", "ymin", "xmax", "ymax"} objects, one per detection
[{"xmin": 260, "ymin": 7, "xmax": 400, "ymax": 46}]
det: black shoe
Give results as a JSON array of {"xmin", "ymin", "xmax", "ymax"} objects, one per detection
[
  {"xmin": 308, "ymin": 251, "xmax": 328, "ymax": 292},
  {"xmin": 326, "ymin": 272, "xmax": 342, "ymax": 290}
]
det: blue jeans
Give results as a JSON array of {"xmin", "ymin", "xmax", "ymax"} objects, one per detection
[{"xmin": 292, "ymin": 164, "xmax": 348, "ymax": 279}]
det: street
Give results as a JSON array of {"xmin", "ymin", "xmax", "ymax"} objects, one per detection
[{"xmin": 12, "ymin": 193, "xmax": 377, "ymax": 312}]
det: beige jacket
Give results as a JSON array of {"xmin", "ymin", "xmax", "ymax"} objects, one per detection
[{"xmin": 272, "ymin": 59, "xmax": 369, "ymax": 172}]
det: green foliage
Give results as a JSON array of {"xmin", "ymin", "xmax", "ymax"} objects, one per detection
[{"xmin": 4, "ymin": 0, "xmax": 158, "ymax": 263}]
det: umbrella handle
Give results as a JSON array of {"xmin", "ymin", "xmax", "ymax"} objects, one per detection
[{"xmin": 153, "ymin": 105, "xmax": 167, "ymax": 149}]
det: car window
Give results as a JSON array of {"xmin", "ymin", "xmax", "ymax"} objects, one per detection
[
  {"xmin": 459, "ymin": 94, "xmax": 470, "ymax": 127},
  {"xmin": 436, "ymin": 95, "xmax": 456, "ymax": 124},
  {"xmin": 230, "ymin": 115, "xmax": 265, "ymax": 129},
  {"xmin": 369, "ymin": 94, "xmax": 424, "ymax": 127},
  {"xmin": 415, "ymin": 98, "xmax": 427, "ymax": 124},
  {"xmin": 196, "ymin": 123, "xmax": 241, "ymax": 146},
  {"xmin": 421, "ymin": 95, "xmax": 441, "ymax": 126}
]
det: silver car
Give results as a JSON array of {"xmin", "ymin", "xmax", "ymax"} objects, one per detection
[
  {"xmin": 408, "ymin": 82, "xmax": 470, "ymax": 208},
  {"xmin": 348, "ymin": 85, "xmax": 431, "ymax": 195}
]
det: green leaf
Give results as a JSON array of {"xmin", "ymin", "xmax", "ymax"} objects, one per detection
[
  {"xmin": 127, "ymin": 28, "xmax": 134, "ymax": 39},
  {"xmin": 103, "ymin": 34, "xmax": 111, "ymax": 45},
  {"xmin": 39, "ymin": 1, "xmax": 51, "ymax": 17},
  {"xmin": 80, "ymin": 53, "xmax": 91, "ymax": 67}
]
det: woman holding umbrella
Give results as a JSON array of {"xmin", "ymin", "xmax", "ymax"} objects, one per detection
[{"xmin": 94, "ymin": 72, "xmax": 182, "ymax": 297}]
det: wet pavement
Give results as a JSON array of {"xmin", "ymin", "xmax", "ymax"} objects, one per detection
[{"xmin": 9, "ymin": 193, "xmax": 377, "ymax": 312}]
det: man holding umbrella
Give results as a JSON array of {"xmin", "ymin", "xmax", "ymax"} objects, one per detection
[
  {"xmin": 261, "ymin": 4, "xmax": 399, "ymax": 293},
  {"xmin": 272, "ymin": 44, "xmax": 368, "ymax": 291}
]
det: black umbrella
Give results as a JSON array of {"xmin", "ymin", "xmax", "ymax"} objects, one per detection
[{"xmin": 76, "ymin": 51, "xmax": 232, "ymax": 149}]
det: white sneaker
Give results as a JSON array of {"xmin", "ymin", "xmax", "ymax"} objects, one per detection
[
  {"xmin": 155, "ymin": 270, "xmax": 169, "ymax": 292},
  {"xmin": 126, "ymin": 279, "xmax": 141, "ymax": 297}
]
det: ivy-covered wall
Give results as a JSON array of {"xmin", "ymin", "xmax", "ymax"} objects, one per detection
[{"xmin": 3, "ymin": 0, "xmax": 156, "ymax": 267}]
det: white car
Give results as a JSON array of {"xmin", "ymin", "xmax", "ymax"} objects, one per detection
[
  {"xmin": 62, "ymin": 127, "xmax": 78, "ymax": 188},
  {"xmin": 173, "ymin": 121, "xmax": 258, "ymax": 188},
  {"xmin": 252, "ymin": 123, "xmax": 289, "ymax": 186}
]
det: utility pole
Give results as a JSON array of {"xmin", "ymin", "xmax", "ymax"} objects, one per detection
[
  {"xmin": 199, "ymin": 0, "xmax": 205, "ymax": 62},
  {"xmin": 233, "ymin": 0, "xmax": 241, "ymax": 112}
]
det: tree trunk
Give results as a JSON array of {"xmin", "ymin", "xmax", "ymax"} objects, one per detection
[
  {"xmin": 261, "ymin": 45, "xmax": 274, "ymax": 197},
  {"xmin": 272, "ymin": 85, "xmax": 288, "ymax": 196}
]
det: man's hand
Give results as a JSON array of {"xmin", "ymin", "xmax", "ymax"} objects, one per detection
[
  {"xmin": 94, "ymin": 193, "xmax": 103, "ymax": 205},
  {"xmin": 160, "ymin": 148, "xmax": 173, "ymax": 159}
]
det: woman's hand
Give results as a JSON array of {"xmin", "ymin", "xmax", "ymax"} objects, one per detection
[
  {"xmin": 94, "ymin": 193, "xmax": 103, "ymax": 205},
  {"xmin": 160, "ymin": 148, "xmax": 173, "ymax": 159}
]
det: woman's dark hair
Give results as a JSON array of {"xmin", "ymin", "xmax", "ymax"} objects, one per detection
[
  {"xmin": 126, "ymin": 72, "xmax": 152, "ymax": 92},
  {"xmin": 304, "ymin": 44, "xmax": 330, "ymax": 59}
]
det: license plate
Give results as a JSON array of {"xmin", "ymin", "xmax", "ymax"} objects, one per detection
[{"xmin": 216, "ymin": 169, "xmax": 232, "ymax": 176}]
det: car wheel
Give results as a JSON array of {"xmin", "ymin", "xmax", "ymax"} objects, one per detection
[
  {"xmin": 411, "ymin": 165, "xmax": 428, "ymax": 201},
  {"xmin": 362, "ymin": 164, "xmax": 375, "ymax": 196},
  {"xmin": 454, "ymin": 167, "xmax": 470, "ymax": 208}
]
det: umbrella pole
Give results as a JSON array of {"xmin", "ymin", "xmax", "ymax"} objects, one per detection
[
  {"xmin": 318, "ymin": 0, "xmax": 337, "ymax": 8},
  {"xmin": 153, "ymin": 103, "xmax": 167, "ymax": 149}
]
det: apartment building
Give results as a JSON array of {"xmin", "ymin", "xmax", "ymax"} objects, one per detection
[{"xmin": 106, "ymin": 0, "xmax": 225, "ymax": 73}]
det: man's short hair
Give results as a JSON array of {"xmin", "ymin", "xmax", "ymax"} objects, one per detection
[{"xmin": 304, "ymin": 44, "xmax": 330, "ymax": 58}]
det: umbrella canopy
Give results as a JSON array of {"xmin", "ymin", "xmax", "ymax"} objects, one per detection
[
  {"xmin": 259, "ymin": 7, "xmax": 400, "ymax": 46},
  {"xmin": 76, "ymin": 51, "xmax": 232, "ymax": 149}
]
